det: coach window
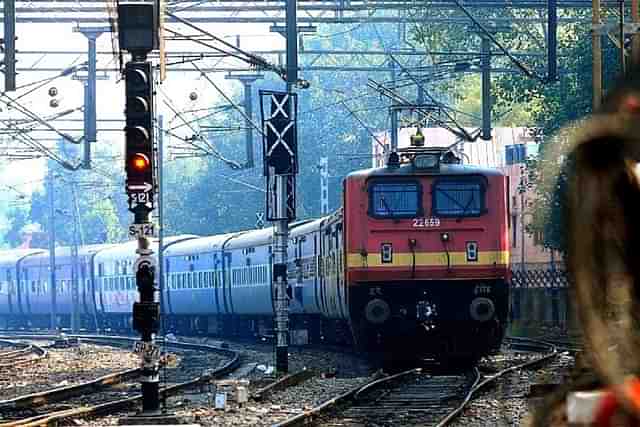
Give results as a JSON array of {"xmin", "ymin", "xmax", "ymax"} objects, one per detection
[
  {"xmin": 368, "ymin": 181, "xmax": 422, "ymax": 219},
  {"xmin": 432, "ymin": 177, "xmax": 486, "ymax": 217}
]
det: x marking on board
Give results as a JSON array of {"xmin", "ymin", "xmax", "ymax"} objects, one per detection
[
  {"xmin": 269, "ymin": 94, "xmax": 290, "ymax": 119},
  {"xmin": 266, "ymin": 121, "xmax": 295, "ymax": 156}
]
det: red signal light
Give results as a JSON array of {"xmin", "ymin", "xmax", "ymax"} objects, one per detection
[{"xmin": 130, "ymin": 153, "xmax": 150, "ymax": 171}]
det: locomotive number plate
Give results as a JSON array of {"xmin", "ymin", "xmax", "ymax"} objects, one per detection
[{"xmin": 412, "ymin": 217, "xmax": 441, "ymax": 228}]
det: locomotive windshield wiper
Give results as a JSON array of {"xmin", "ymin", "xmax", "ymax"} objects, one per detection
[
  {"xmin": 460, "ymin": 194, "xmax": 476, "ymax": 217},
  {"xmin": 380, "ymin": 196, "xmax": 395, "ymax": 217}
]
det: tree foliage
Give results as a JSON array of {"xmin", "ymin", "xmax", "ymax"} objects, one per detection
[{"xmin": 494, "ymin": 24, "xmax": 623, "ymax": 253}]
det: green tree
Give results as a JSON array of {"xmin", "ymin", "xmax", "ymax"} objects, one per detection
[
  {"xmin": 4, "ymin": 208, "xmax": 29, "ymax": 248},
  {"xmin": 494, "ymin": 28, "xmax": 623, "ymax": 253}
]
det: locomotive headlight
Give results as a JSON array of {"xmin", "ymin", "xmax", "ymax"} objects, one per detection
[{"xmin": 413, "ymin": 154, "xmax": 440, "ymax": 170}]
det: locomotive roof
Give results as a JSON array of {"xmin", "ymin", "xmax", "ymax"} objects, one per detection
[
  {"xmin": 0, "ymin": 249, "xmax": 46, "ymax": 267},
  {"xmin": 347, "ymin": 162, "xmax": 505, "ymax": 179}
]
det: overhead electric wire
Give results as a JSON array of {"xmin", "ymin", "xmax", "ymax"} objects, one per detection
[
  {"xmin": 166, "ymin": 11, "xmax": 285, "ymax": 77},
  {"xmin": 340, "ymin": 100, "xmax": 387, "ymax": 149},
  {"xmin": 0, "ymin": 94, "xmax": 80, "ymax": 145},
  {"xmin": 451, "ymin": 0, "xmax": 546, "ymax": 81},
  {"xmin": 163, "ymin": 27, "xmax": 252, "ymax": 65},
  {"xmin": 159, "ymin": 83, "xmax": 243, "ymax": 169},
  {"xmin": 387, "ymin": 55, "xmax": 477, "ymax": 141}
]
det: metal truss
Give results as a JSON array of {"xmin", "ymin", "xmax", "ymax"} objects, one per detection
[
  {"xmin": 10, "ymin": 48, "xmax": 547, "ymax": 75},
  {"xmin": 0, "ymin": 0, "xmax": 619, "ymax": 24}
]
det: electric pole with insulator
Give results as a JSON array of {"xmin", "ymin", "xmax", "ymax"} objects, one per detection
[{"xmin": 117, "ymin": 1, "xmax": 163, "ymax": 419}]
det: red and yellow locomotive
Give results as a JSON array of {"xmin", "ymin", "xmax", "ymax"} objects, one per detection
[{"xmin": 343, "ymin": 145, "xmax": 510, "ymax": 363}]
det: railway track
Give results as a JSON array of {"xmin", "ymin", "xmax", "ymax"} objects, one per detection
[
  {"xmin": 0, "ymin": 334, "xmax": 240, "ymax": 427},
  {"xmin": 0, "ymin": 340, "xmax": 47, "ymax": 371},
  {"xmin": 274, "ymin": 337, "xmax": 558, "ymax": 427}
]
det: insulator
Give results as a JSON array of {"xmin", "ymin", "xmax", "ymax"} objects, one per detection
[
  {"xmin": 48, "ymin": 87, "xmax": 58, "ymax": 97},
  {"xmin": 49, "ymin": 99, "xmax": 59, "ymax": 108},
  {"xmin": 189, "ymin": 92, "xmax": 198, "ymax": 101}
]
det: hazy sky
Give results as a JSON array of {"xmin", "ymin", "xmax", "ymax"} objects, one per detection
[{"xmin": 1, "ymin": 20, "xmax": 286, "ymax": 198}]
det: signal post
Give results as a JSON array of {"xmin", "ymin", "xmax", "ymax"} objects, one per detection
[{"xmin": 117, "ymin": 2, "xmax": 167, "ymax": 422}]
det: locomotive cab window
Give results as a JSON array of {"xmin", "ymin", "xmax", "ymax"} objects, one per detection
[
  {"xmin": 432, "ymin": 177, "xmax": 486, "ymax": 217},
  {"xmin": 369, "ymin": 181, "xmax": 422, "ymax": 218}
]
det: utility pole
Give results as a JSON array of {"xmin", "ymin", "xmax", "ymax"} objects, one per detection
[
  {"xmin": 70, "ymin": 179, "xmax": 80, "ymax": 332},
  {"xmin": 319, "ymin": 157, "xmax": 329, "ymax": 216},
  {"xmin": 73, "ymin": 26, "xmax": 109, "ymax": 169},
  {"xmin": 260, "ymin": 1, "xmax": 302, "ymax": 377},
  {"xmin": 548, "ymin": 0, "xmax": 558, "ymax": 82},
  {"xmin": 272, "ymin": 0, "xmax": 298, "ymax": 375},
  {"xmin": 3, "ymin": 0, "xmax": 16, "ymax": 91},
  {"xmin": 47, "ymin": 168, "xmax": 57, "ymax": 331},
  {"xmin": 389, "ymin": 58, "xmax": 398, "ymax": 152},
  {"xmin": 593, "ymin": 0, "xmax": 603, "ymax": 109},
  {"xmin": 480, "ymin": 35, "xmax": 492, "ymax": 141},
  {"xmin": 519, "ymin": 169, "xmax": 527, "ymax": 273},
  {"xmin": 224, "ymin": 73, "xmax": 264, "ymax": 168}
]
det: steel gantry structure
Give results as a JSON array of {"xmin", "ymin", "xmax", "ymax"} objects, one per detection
[
  {"xmin": 0, "ymin": 0, "xmax": 627, "ymax": 24},
  {"xmin": 0, "ymin": 0, "xmax": 620, "ymax": 163}
]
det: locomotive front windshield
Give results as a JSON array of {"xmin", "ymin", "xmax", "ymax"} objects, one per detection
[
  {"xmin": 369, "ymin": 181, "xmax": 422, "ymax": 218},
  {"xmin": 433, "ymin": 178, "xmax": 485, "ymax": 217}
]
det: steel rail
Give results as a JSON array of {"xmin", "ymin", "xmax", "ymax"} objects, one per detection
[
  {"xmin": 0, "ymin": 345, "xmax": 35, "ymax": 360},
  {"xmin": 271, "ymin": 368, "xmax": 419, "ymax": 427},
  {"xmin": 252, "ymin": 369, "xmax": 315, "ymax": 402},
  {"xmin": 0, "ymin": 335, "xmax": 240, "ymax": 427},
  {"xmin": 0, "ymin": 339, "xmax": 48, "ymax": 371},
  {"xmin": 435, "ymin": 338, "xmax": 558, "ymax": 427},
  {"xmin": 0, "ymin": 367, "xmax": 141, "ymax": 410}
]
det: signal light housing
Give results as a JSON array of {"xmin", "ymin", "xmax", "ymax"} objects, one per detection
[{"xmin": 124, "ymin": 60, "xmax": 154, "ymax": 211}]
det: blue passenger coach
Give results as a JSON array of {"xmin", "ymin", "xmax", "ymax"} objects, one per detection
[{"xmin": 0, "ymin": 249, "xmax": 45, "ymax": 328}]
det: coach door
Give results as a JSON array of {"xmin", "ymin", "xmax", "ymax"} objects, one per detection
[
  {"xmin": 335, "ymin": 222, "xmax": 348, "ymax": 319},
  {"xmin": 220, "ymin": 251, "xmax": 233, "ymax": 316},
  {"xmin": 6, "ymin": 269, "xmax": 14, "ymax": 316},
  {"xmin": 320, "ymin": 221, "xmax": 341, "ymax": 318}
]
